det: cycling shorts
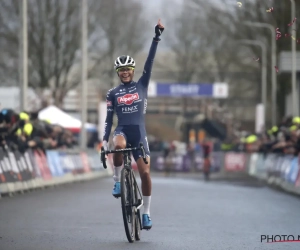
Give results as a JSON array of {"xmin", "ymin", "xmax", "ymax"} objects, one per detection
[{"xmin": 113, "ymin": 125, "xmax": 150, "ymax": 161}]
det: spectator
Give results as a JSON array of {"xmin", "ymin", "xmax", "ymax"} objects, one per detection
[
  {"xmin": 0, "ymin": 108, "xmax": 77, "ymax": 152},
  {"xmin": 221, "ymin": 116, "xmax": 300, "ymax": 157}
]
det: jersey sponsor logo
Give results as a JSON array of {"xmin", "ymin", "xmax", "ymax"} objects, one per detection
[
  {"xmin": 145, "ymin": 136, "xmax": 149, "ymax": 151},
  {"xmin": 122, "ymin": 105, "xmax": 138, "ymax": 113},
  {"xmin": 103, "ymin": 123, "xmax": 107, "ymax": 138},
  {"xmin": 107, "ymin": 100, "xmax": 112, "ymax": 106},
  {"xmin": 117, "ymin": 93, "xmax": 139, "ymax": 105},
  {"xmin": 143, "ymin": 99, "xmax": 147, "ymax": 114}
]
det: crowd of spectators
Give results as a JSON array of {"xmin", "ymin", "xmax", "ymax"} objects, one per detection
[
  {"xmin": 0, "ymin": 108, "xmax": 77, "ymax": 153},
  {"xmin": 3, "ymin": 106, "xmax": 293, "ymax": 157},
  {"xmin": 221, "ymin": 116, "xmax": 300, "ymax": 156},
  {"xmin": 141, "ymin": 115, "xmax": 300, "ymax": 158}
]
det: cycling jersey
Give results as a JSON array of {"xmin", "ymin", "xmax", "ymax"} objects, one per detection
[{"xmin": 103, "ymin": 38, "xmax": 160, "ymax": 142}]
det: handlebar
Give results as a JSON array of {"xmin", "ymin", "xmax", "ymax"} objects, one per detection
[{"xmin": 100, "ymin": 142, "xmax": 148, "ymax": 169}]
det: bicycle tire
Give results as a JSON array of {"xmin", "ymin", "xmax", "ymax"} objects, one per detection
[
  {"xmin": 133, "ymin": 175, "xmax": 141, "ymax": 241},
  {"xmin": 121, "ymin": 168, "xmax": 135, "ymax": 243}
]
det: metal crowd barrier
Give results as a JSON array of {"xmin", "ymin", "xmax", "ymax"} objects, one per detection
[
  {"xmin": 150, "ymin": 150, "xmax": 300, "ymax": 195},
  {"xmin": 1, "ymin": 148, "xmax": 299, "ymax": 197},
  {"xmin": 0, "ymin": 148, "xmax": 112, "ymax": 196},
  {"xmin": 149, "ymin": 151, "xmax": 224, "ymax": 173}
]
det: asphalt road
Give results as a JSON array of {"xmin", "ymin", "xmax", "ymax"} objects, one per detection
[{"xmin": 0, "ymin": 173, "xmax": 300, "ymax": 250}]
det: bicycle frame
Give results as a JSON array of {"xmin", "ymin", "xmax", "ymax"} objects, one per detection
[
  {"xmin": 100, "ymin": 142, "xmax": 147, "ymax": 210},
  {"xmin": 100, "ymin": 143, "xmax": 147, "ymax": 240}
]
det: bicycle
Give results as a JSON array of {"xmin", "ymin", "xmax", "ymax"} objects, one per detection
[{"xmin": 101, "ymin": 142, "xmax": 148, "ymax": 243}]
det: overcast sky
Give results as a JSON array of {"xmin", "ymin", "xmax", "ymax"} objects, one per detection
[
  {"xmin": 138, "ymin": 0, "xmax": 184, "ymax": 51},
  {"xmin": 138, "ymin": 0, "xmax": 233, "ymax": 50}
]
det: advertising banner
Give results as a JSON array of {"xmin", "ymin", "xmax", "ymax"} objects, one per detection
[
  {"xmin": 149, "ymin": 82, "xmax": 228, "ymax": 98},
  {"xmin": 224, "ymin": 153, "xmax": 246, "ymax": 171}
]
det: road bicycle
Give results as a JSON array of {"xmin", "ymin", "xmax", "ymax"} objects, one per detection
[{"xmin": 101, "ymin": 142, "xmax": 148, "ymax": 243}]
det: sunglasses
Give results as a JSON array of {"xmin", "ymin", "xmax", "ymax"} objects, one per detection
[{"xmin": 117, "ymin": 67, "xmax": 134, "ymax": 72}]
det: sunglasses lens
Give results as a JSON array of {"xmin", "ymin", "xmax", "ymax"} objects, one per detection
[{"xmin": 117, "ymin": 67, "xmax": 134, "ymax": 72}]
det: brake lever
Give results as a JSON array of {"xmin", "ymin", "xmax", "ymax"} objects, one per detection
[
  {"xmin": 100, "ymin": 146, "xmax": 107, "ymax": 169},
  {"xmin": 139, "ymin": 143, "xmax": 148, "ymax": 164}
]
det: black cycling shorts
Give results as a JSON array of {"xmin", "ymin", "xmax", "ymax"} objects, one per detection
[{"xmin": 113, "ymin": 125, "xmax": 150, "ymax": 161}]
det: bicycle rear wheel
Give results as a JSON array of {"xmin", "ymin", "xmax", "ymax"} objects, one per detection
[{"xmin": 121, "ymin": 168, "xmax": 135, "ymax": 243}]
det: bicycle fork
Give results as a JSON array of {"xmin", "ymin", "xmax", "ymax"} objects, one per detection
[{"xmin": 132, "ymin": 175, "xmax": 143, "ymax": 230}]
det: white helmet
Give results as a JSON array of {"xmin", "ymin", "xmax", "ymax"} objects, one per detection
[{"xmin": 114, "ymin": 55, "xmax": 135, "ymax": 70}]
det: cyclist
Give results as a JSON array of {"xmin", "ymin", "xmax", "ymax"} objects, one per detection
[
  {"xmin": 202, "ymin": 139, "xmax": 211, "ymax": 181},
  {"xmin": 102, "ymin": 19, "xmax": 164, "ymax": 230}
]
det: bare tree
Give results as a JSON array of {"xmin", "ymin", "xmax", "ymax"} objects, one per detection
[
  {"xmin": 0, "ymin": 0, "xmax": 85, "ymax": 107},
  {"xmin": 0, "ymin": 0, "xmax": 20, "ymax": 86},
  {"xmin": 161, "ymin": 1, "xmax": 209, "ymax": 83},
  {"xmin": 202, "ymin": 0, "xmax": 300, "ymax": 117},
  {"xmin": 161, "ymin": 0, "xmax": 253, "ymax": 84},
  {"xmin": 160, "ymin": 0, "xmax": 214, "ymax": 120},
  {"xmin": 158, "ymin": 0, "xmax": 274, "ymax": 131},
  {"xmin": 184, "ymin": 0, "xmax": 300, "ymax": 121},
  {"xmin": 89, "ymin": 0, "xmax": 147, "ymax": 89},
  {"xmin": 0, "ymin": 0, "xmax": 147, "ymax": 107}
]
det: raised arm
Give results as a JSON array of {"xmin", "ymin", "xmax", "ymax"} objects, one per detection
[
  {"xmin": 139, "ymin": 19, "xmax": 165, "ymax": 89},
  {"xmin": 103, "ymin": 88, "xmax": 115, "ymax": 142}
]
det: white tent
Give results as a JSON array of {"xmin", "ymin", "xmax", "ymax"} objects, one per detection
[{"xmin": 38, "ymin": 105, "xmax": 96, "ymax": 132}]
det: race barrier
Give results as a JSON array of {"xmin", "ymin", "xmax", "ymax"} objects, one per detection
[
  {"xmin": 1, "ymin": 147, "xmax": 299, "ymax": 197},
  {"xmin": 0, "ymin": 148, "xmax": 113, "ymax": 196},
  {"xmin": 150, "ymin": 150, "xmax": 300, "ymax": 196},
  {"xmin": 247, "ymin": 153, "xmax": 300, "ymax": 195},
  {"xmin": 150, "ymin": 151, "xmax": 223, "ymax": 173}
]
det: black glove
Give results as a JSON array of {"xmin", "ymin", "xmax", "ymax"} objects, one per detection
[{"xmin": 155, "ymin": 24, "xmax": 164, "ymax": 38}]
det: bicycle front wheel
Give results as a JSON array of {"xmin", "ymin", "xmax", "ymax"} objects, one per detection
[
  {"xmin": 121, "ymin": 168, "xmax": 135, "ymax": 243},
  {"xmin": 133, "ymin": 175, "xmax": 141, "ymax": 241}
]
